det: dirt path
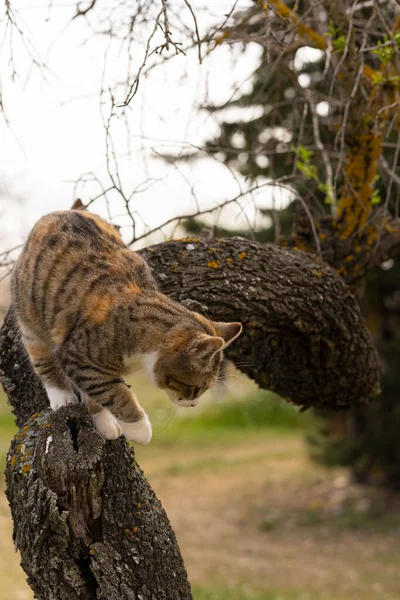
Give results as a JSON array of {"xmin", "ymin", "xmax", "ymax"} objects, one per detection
[{"xmin": 139, "ymin": 435, "xmax": 400, "ymax": 599}]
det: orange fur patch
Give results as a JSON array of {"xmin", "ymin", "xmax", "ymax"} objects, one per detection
[
  {"xmin": 124, "ymin": 281, "xmax": 142, "ymax": 296},
  {"xmin": 86, "ymin": 294, "xmax": 114, "ymax": 324},
  {"xmin": 51, "ymin": 326, "xmax": 70, "ymax": 346},
  {"xmin": 168, "ymin": 328, "xmax": 191, "ymax": 351},
  {"xmin": 26, "ymin": 343, "xmax": 48, "ymax": 362}
]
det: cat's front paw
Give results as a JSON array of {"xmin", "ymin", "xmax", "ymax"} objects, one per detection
[
  {"xmin": 45, "ymin": 385, "xmax": 79, "ymax": 411},
  {"xmin": 118, "ymin": 414, "xmax": 152, "ymax": 445},
  {"xmin": 91, "ymin": 408, "xmax": 123, "ymax": 440}
]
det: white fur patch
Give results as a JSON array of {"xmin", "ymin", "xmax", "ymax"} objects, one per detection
[
  {"xmin": 142, "ymin": 352, "xmax": 159, "ymax": 386},
  {"xmin": 91, "ymin": 408, "xmax": 123, "ymax": 440},
  {"xmin": 118, "ymin": 414, "xmax": 152, "ymax": 445},
  {"xmin": 45, "ymin": 385, "xmax": 78, "ymax": 411}
]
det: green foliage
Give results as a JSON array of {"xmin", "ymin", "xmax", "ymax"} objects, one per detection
[
  {"xmin": 147, "ymin": 389, "xmax": 314, "ymax": 450},
  {"xmin": 190, "ymin": 391, "xmax": 310, "ymax": 431},
  {"xmin": 370, "ymin": 188, "xmax": 381, "ymax": 205},
  {"xmin": 292, "ymin": 145, "xmax": 333, "ymax": 204},
  {"xmin": 332, "ymin": 35, "xmax": 346, "ymax": 52},
  {"xmin": 372, "ymin": 35, "xmax": 395, "ymax": 64},
  {"xmin": 326, "ymin": 22, "xmax": 346, "ymax": 52}
]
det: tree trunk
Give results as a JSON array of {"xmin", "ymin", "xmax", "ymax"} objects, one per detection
[
  {"xmin": 0, "ymin": 238, "xmax": 381, "ymax": 599},
  {"xmin": 1, "ymin": 310, "xmax": 192, "ymax": 600}
]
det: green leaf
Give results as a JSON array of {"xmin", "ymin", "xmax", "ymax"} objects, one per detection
[
  {"xmin": 371, "ymin": 189, "xmax": 381, "ymax": 205},
  {"xmin": 332, "ymin": 35, "xmax": 346, "ymax": 52}
]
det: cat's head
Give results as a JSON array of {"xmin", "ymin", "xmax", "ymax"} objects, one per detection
[{"xmin": 147, "ymin": 320, "xmax": 242, "ymax": 407}]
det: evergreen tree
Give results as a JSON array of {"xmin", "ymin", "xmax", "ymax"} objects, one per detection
[{"xmin": 189, "ymin": 0, "xmax": 400, "ymax": 488}]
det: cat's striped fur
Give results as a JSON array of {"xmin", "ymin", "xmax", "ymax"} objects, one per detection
[{"xmin": 12, "ymin": 210, "xmax": 242, "ymax": 443}]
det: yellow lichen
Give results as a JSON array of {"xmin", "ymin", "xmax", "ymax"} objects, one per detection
[
  {"xmin": 226, "ymin": 257, "xmax": 232, "ymax": 265},
  {"xmin": 312, "ymin": 269, "xmax": 323, "ymax": 277},
  {"xmin": 208, "ymin": 260, "xmax": 220, "ymax": 269},
  {"xmin": 345, "ymin": 255, "xmax": 354, "ymax": 263},
  {"xmin": 10, "ymin": 456, "xmax": 17, "ymax": 466},
  {"xmin": 257, "ymin": 0, "xmax": 327, "ymax": 50},
  {"xmin": 21, "ymin": 464, "xmax": 31, "ymax": 474},
  {"xmin": 239, "ymin": 252, "xmax": 247, "ymax": 260},
  {"xmin": 171, "ymin": 261, "xmax": 178, "ymax": 270},
  {"xmin": 177, "ymin": 237, "xmax": 199, "ymax": 243}
]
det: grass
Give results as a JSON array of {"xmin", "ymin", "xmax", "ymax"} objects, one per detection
[{"xmin": 192, "ymin": 587, "xmax": 330, "ymax": 600}]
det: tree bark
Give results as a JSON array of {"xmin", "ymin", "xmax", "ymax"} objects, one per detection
[
  {"xmin": 141, "ymin": 237, "xmax": 381, "ymax": 410},
  {"xmin": 0, "ymin": 237, "xmax": 381, "ymax": 599}
]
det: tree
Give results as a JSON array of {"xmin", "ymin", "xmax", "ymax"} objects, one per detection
[
  {"xmin": 1, "ymin": 237, "xmax": 379, "ymax": 598},
  {"xmin": 0, "ymin": 0, "xmax": 398, "ymax": 595},
  {"xmin": 187, "ymin": 0, "xmax": 400, "ymax": 487}
]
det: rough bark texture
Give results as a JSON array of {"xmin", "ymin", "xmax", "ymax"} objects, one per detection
[
  {"xmin": 0, "ymin": 237, "xmax": 382, "ymax": 600},
  {"xmin": 140, "ymin": 237, "xmax": 381, "ymax": 410},
  {"xmin": 1, "ymin": 310, "xmax": 192, "ymax": 600}
]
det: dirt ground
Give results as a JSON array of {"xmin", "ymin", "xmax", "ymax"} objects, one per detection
[{"xmin": 2, "ymin": 431, "xmax": 400, "ymax": 600}]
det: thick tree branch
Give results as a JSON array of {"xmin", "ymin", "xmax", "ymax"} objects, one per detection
[{"xmin": 140, "ymin": 237, "xmax": 381, "ymax": 410}]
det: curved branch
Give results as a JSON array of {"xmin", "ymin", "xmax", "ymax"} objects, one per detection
[{"xmin": 140, "ymin": 237, "xmax": 381, "ymax": 410}]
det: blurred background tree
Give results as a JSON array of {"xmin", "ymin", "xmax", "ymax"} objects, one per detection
[{"xmin": 179, "ymin": 0, "xmax": 400, "ymax": 489}]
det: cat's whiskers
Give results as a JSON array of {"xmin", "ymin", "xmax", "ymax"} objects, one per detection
[
  {"xmin": 154, "ymin": 405, "xmax": 174, "ymax": 427},
  {"xmin": 161, "ymin": 406, "xmax": 178, "ymax": 433},
  {"xmin": 232, "ymin": 361, "xmax": 257, "ymax": 368}
]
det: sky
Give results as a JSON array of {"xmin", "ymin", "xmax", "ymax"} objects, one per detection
[{"xmin": 0, "ymin": 0, "xmax": 289, "ymax": 252}]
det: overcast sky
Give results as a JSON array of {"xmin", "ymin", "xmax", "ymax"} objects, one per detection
[{"xmin": 0, "ymin": 0, "xmax": 291, "ymax": 251}]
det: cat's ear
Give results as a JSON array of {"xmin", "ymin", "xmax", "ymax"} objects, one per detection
[
  {"xmin": 190, "ymin": 334, "xmax": 225, "ymax": 359},
  {"xmin": 213, "ymin": 322, "xmax": 242, "ymax": 348}
]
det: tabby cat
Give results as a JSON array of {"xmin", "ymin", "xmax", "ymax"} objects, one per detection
[{"xmin": 11, "ymin": 210, "xmax": 242, "ymax": 444}]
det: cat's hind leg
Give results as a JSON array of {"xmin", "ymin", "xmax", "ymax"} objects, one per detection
[{"xmin": 23, "ymin": 336, "xmax": 78, "ymax": 410}]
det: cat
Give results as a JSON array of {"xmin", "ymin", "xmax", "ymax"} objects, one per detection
[{"xmin": 11, "ymin": 210, "xmax": 242, "ymax": 444}]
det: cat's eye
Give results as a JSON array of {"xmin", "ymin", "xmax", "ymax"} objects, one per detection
[{"xmin": 169, "ymin": 377, "xmax": 186, "ymax": 387}]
